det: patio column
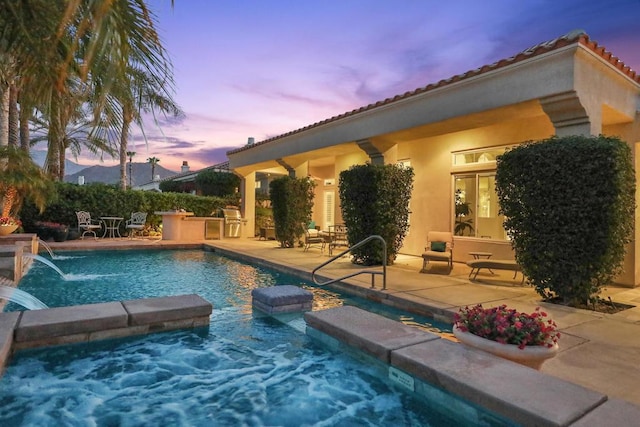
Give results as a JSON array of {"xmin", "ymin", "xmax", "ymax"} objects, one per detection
[
  {"xmin": 615, "ymin": 123, "xmax": 640, "ymax": 287},
  {"xmin": 239, "ymin": 171, "xmax": 256, "ymax": 238},
  {"xmin": 356, "ymin": 139, "xmax": 384, "ymax": 165},
  {"xmin": 276, "ymin": 159, "xmax": 295, "ymax": 177},
  {"xmin": 540, "ymin": 91, "xmax": 601, "ymax": 136}
]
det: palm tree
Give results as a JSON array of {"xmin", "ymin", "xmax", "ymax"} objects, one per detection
[
  {"xmin": 148, "ymin": 156, "xmax": 160, "ymax": 180},
  {"xmin": 0, "ymin": 54, "xmax": 14, "ymax": 147},
  {"xmin": 0, "ymin": 2, "xmax": 67, "ymax": 156},
  {"xmin": 30, "ymin": 100, "xmax": 117, "ymax": 177},
  {"xmin": 114, "ymin": 65, "xmax": 182, "ymax": 190},
  {"xmin": 126, "ymin": 151, "xmax": 136, "ymax": 188},
  {"xmin": 0, "ymin": 1, "xmax": 180, "ymax": 181}
]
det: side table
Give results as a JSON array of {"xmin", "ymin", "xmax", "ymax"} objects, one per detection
[
  {"xmin": 259, "ymin": 227, "xmax": 275, "ymax": 240},
  {"xmin": 469, "ymin": 251, "xmax": 493, "ymax": 277}
]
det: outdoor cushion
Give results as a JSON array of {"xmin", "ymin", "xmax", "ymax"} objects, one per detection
[{"xmin": 431, "ymin": 241, "xmax": 446, "ymax": 252}]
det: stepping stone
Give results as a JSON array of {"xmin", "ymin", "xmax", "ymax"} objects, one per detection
[{"xmin": 251, "ymin": 285, "xmax": 313, "ymax": 314}]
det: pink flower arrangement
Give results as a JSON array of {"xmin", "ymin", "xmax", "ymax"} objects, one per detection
[
  {"xmin": 0, "ymin": 216, "xmax": 21, "ymax": 226},
  {"xmin": 35, "ymin": 221, "xmax": 67, "ymax": 230},
  {"xmin": 454, "ymin": 304, "xmax": 560, "ymax": 349}
]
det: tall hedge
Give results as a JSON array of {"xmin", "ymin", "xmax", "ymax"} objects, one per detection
[
  {"xmin": 269, "ymin": 176, "xmax": 315, "ymax": 248},
  {"xmin": 495, "ymin": 135, "xmax": 635, "ymax": 306},
  {"xmin": 19, "ymin": 182, "xmax": 236, "ymax": 232},
  {"xmin": 194, "ymin": 170, "xmax": 241, "ymax": 197},
  {"xmin": 339, "ymin": 163, "xmax": 414, "ymax": 265}
]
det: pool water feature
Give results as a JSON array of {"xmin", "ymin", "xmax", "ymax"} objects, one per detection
[
  {"xmin": 22, "ymin": 253, "xmax": 67, "ymax": 279},
  {"xmin": 1, "ymin": 250, "xmax": 510, "ymax": 426},
  {"xmin": 0, "ymin": 285, "xmax": 48, "ymax": 310}
]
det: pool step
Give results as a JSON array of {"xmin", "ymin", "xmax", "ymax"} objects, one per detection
[{"xmin": 251, "ymin": 285, "xmax": 313, "ymax": 314}]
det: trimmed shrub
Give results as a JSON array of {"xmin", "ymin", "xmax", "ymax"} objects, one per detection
[
  {"xmin": 195, "ymin": 170, "xmax": 241, "ymax": 197},
  {"xmin": 159, "ymin": 180, "xmax": 187, "ymax": 193},
  {"xmin": 339, "ymin": 163, "xmax": 414, "ymax": 265},
  {"xmin": 269, "ymin": 176, "xmax": 315, "ymax": 248},
  {"xmin": 20, "ymin": 182, "xmax": 236, "ymax": 233},
  {"xmin": 495, "ymin": 135, "xmax": 635, "ymax": 306}
]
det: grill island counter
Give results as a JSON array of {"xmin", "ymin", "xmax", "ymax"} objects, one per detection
[
  {"xmin": 222, "ymin": 208, "xmax": 243, "ymax": 238},
  {"xmin": 155, "ymin": 210, "xmax": 239, "ymax": 241}
]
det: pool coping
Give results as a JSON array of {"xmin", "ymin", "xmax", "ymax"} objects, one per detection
[
  {"xmin": 0, "ymin": 294, "xmax": 212, "ymax": 374},
  {"xmin": 305, "ymin": 305, "xmax": 640, "ymax": 426}
]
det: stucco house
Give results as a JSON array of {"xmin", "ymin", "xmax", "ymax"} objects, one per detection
[{"xmin": 226, "ymin": 30, "xmax": 640, "ymax": 287}]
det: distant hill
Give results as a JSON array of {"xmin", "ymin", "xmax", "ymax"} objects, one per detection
[
  {"xmin": 29, "ymin": 149, "xmax": 178, "ymax": 185},
  {"xmin": 30, "ymin": 150, "xmax": 87, "ymax": 176},
  {"xmin": 65, "ymin": 162, "xmax": 178, "ymax": 186}
]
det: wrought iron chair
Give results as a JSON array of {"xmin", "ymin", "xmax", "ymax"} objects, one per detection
[
  {"xmin": 125, "ymin": 212, "xmax": 147, "ymax": 239},
  {"xmin": 303, "ymin": 222, "xmax": 326, "ymax": 252},
  {"xmin": 76, "ymin": 211, "xmax": 102, "ymax": 240},
  {"xmin": 328, "ymin": 224, "xmax": 349, "ymax": 256}
]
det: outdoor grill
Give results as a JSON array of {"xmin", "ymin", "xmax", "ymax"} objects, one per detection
[{"xmin": 222, "ymin": 208, "xmax": 243, "ymax": 238}]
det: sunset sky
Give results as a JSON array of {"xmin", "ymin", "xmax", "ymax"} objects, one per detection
[{"xmin": 79, "ymin": 0, "xmax": 640, "ymax": 172}]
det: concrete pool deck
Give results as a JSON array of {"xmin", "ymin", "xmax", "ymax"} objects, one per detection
[{"xmin": 11, "ymin": 236, "xmax": 640, "ymax": 410}]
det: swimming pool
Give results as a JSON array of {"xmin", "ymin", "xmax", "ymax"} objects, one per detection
[{"xmin": 0, "ymin": 249, "xmax": 511, "ymax": 426}]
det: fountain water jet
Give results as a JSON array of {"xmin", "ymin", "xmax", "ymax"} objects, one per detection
[
  {"xmin": 22, "ymin": 253, "xmax": 66, "ymax": 279},
  {"xmin": 0, "ymin": 284, "xmax": 48, "ymax": 310},
  {"xmin": 38, "ymin": 239, "xmax": 55, "ymax": 258}
]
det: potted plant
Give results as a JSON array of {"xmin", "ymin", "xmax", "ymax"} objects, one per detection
[
  {"xmin": 35, "ymin": 221, "xmax": 69, "ymax": 242},
  {"xmin": 50, "ymin": 223, "xmax": 69, "ymax": 242},
  {"xmin": 0, "ymin": 216, "xmax": 21, "ymax": 235},
  {"xmin": 453, "ymin": 304, "xmax": 560, "ymax": 369},
  {"xmin": 454, "ymin": 189, "xmax": 474, "ymax": 236}
]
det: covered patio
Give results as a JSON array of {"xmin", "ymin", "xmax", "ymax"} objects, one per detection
[{"xmin": 228, "ymin": 30, "xmax": 640, "ymax": 286}]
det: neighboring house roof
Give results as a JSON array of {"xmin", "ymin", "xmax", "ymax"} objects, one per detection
[
  {"xmin": 134, "ymin": 161, "xmax": 230, "ymax": 189},
  {"xmin": 227, "ymin": 30, "xmax": 639, "ymax": 156},
  {"xmin": 161, "ymin": 161, "xmax": 230, "ymax": 183}
]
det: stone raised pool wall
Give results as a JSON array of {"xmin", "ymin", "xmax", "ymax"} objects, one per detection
[
  {"xmin": 305, "ymin": 305, "xmax": 640, "ymax": 427},
  {"xmin": 0, "ymin": 294, "xmax": 212, "ymax": 375}
]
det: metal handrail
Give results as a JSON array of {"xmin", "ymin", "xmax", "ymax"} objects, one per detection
[{"xmin": 311, "ymin": 235, "xmax": 387, "ymax": 290}]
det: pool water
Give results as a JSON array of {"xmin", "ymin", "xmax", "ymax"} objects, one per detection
[{"xmin": 0, "ymin": 250, "xmax": 509, "ymax": 426}]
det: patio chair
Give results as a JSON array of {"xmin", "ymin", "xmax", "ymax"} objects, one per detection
[
  {"xmin": 328, "ymin": 224, "xmax": 349, "ymax": 256},
  {"xmin": 303, "ymin": 223, "xmax": 325, "ymax": 252},
  {"xmin": 126, "ymin": 212, "xmax": 147, "ymax": 239},
  {"xmin": 76, "ymin": 211, "xmax": 102, "ymax": 240},
  {"xmin": 421, "ymin": 231, "xmax": 453, "ymax": 272}
]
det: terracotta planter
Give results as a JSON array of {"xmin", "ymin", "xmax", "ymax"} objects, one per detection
[
  {"xmin": 0, "ymin": 224, "xmax": 19, "ymax": 236},
  {"xmin": 35, "ymin": 226, "xmax": 52, "ymax": 241},
  {"xmin": 453, "ymin": 325, "xmax": 558, "ymax": 370}
]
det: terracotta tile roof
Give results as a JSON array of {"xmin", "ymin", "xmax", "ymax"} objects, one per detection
[{"xmin": 228, "ymin": 30, "xmax": 639, "ymax": 156}]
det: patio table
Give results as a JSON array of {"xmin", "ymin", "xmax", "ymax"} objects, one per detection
[
  {"xmin": 100, "ymin": 216, "xmax": 123, "ymax": 238},
  {"xmin": 469, "ymin": 251, "xmax": 493, "ymax": 276}
]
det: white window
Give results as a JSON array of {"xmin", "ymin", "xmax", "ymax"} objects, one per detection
[
  {"xmin": 452, "ymin": 147, "xmax": 510, "ymax": 166},
  {"xmin": 397, "ymin": 159, "xmax": 411, "ymax": 169},
  {"xmin": 453, "ymin": 173, "xmax": 507, "ymax": 240},
  {"xmin": 323, "ymin": 191, "xmax": 335, "ymax": 231}
]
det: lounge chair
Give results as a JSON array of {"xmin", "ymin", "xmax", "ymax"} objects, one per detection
[
  {"xmin": 126, "ymin": 212, "xmax": 147, "ymax": 239},
  {"xmin": 76, "ymin": 211, "xmax": 102, "ymax": 240},
  {"xmin": 421, "ymin": 231, "xmax": 453, "ymax": 272}
]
